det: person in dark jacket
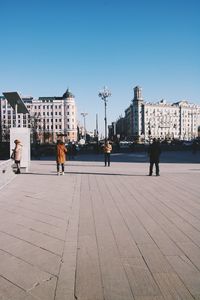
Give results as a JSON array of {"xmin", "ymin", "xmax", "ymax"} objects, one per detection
[{"xmin": 148, "ymin": 138, "xmax": 161, "ymax": 176}]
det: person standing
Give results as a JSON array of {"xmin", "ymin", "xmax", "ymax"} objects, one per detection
[
  {"xmin": 13, "ymin": 139, "xmax": 23, "ymax": 174},
  {"xmin": 103, "ymin": 140, "xmax": 112, "ymax": 166},
  {"xmin": 148, "ymin": 138, "xmax": 161, "ymax": 176},
  {"xmin": 56, "ymin": 140, "xmax": 67, "ymax": 175}
]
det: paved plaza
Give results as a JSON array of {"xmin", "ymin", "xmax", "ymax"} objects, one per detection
[{"xmin": 0, "ymin": 152, "xmax": 200, "ymax": 300}]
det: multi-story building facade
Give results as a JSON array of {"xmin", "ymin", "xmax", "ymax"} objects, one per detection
[
  {"xmin": 0, "ymin": 89, "xmax": 77, "ymax": 143},
  {"xmin": 109, "ymin": 86, "xmax": 200, "ymax": 142},
  {"xmin": 124, "ymin": 104, "xmax": 133, "ymax": 139}
]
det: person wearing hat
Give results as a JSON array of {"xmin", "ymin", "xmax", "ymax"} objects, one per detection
[
  {"xmin": 13, "ymin": 139, "xmax": 23, "ymax": 174},
  {"xmin": 148, "ymin": 138, "xmax": 161, "ymax": 176}
]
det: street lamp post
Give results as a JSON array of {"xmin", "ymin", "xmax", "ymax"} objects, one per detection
[
  {"xmin": 148, "ymin": 121, "xmax": 151, "ymax": 143},
  {"xmin": 98, "ymin": 86, "xmax": 111, "ymax": 141},
  {"xmin": 81, "ymin": 112, "xmax": 88, "ymax": 141},
  {"xmin": 0, "ymin": 97, "xmax": 2, "ymax": 144}
]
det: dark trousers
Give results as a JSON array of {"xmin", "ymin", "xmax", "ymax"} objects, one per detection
[
  {"xmin": 149, "ymin": 161, "xmax": 159, "ymax": 175},
  {"xmin": 15, "ymin": 160, "xmax": 21, "ymax": 174},
  {"xmin": 104, "ymin": 153, "xmax": 111, "ymax": 166},
  {"xmin": 57, "ymin": 163, "xmax": 64, "ymax": 172}
]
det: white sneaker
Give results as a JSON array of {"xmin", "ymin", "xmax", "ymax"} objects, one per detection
[
  {"xmin": 57, "ymin": 172, "xmax": 60, "ymax": 176},
  {"xmin": 62, "ymin": 172, "xmax": 65, "ymax": 176}
]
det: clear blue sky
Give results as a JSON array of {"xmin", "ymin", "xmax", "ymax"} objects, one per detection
[{"xmin": 1, "ymin": 0, "xmax": 200, "ymax": 136}]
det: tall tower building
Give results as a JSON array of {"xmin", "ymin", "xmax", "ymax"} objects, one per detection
[
  {"xmin": 132, "ymin": 86, "xmax": 144, "ymax": 140},
  {"xmin": 134, "ymin": 85, "xmax": 143, "ymax": 101},
  {"xmin": 62, "ymin": 89, "xmax": 77, "ymax": 142}
]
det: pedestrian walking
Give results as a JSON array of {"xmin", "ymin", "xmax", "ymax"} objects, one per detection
[
  {"xmin": 103, "ymin": 140, "xmax": 112, "ymax": 166},
  {"xmin": 56, "ymin": 140, "xmax": 67, "ymax": 175},
  {"xmin": 148, "ymin": 138, "xmax": 161, "ymax": 176},
  {"xmin": 12, "ymin": 139, "xmax": 23, "ymax": 174}
]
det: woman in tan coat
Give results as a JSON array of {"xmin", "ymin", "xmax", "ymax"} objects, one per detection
[
  {"xmin": 56, "ymin": 140, "xmax": 67, "ymax": 175},
  {"xmin": 13, "ymin": 139, "xmax": 23, "ymax": 174}
]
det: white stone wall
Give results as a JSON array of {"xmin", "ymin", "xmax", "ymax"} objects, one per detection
[
  {"xmin": 10, "ymin": 127, "xmax": 31, "ymax": 172},
  {"xmin": 0, "ymin": 160, "xmax": 15, "ymax": 190}
]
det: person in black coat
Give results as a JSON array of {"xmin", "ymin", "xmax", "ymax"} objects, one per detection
[{"xmin": 148, "ymin": 138, "xmax": 161, "ymax": 176}]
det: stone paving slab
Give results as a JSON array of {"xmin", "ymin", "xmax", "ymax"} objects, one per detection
[{"xmin": 0, "ymin": 156, "xmax": 200, "ymax": 300}]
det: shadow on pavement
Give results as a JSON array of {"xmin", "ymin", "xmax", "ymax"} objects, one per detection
[{"xmin": 24, "ymin": 171, "xmax": 147, "ymax": 177}]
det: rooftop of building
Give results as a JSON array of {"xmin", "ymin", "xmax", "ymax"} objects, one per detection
[{"xmin": 1, "ymin": 88, "xmax": 75, "ymax": 103}]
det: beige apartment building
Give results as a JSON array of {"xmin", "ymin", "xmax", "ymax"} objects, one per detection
[
  {"xmin": 110, "ymin": 86, "xmax": 200, "ymax": 141},
  {"xmin": 0, "ymin": 89, "xmax": 77, "ymax": 143}
]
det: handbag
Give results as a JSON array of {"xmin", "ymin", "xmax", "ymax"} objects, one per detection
[{"xmin": 11, "ymin": 151, "xmax": 15, "ymax": 160}]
